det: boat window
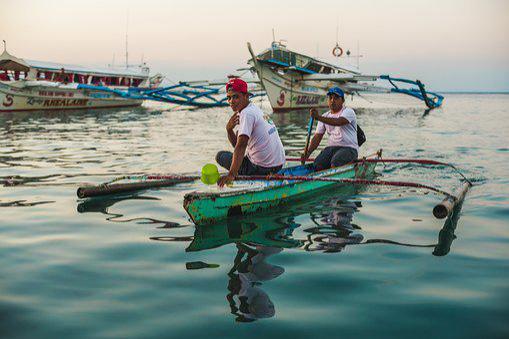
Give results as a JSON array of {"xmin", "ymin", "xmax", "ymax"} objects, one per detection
[
  {"xmin": 76, "ymin": 74, "xmax": 87, "ymax": 84},
  {"xmin": 322, "ymin": 67, "xmax": 332, "ymax": 74},
  {"xmin": 132, "ymin": 78, "xmax": 143, "ymax": 87},
  {"xmin": 290, "ymin": 53, "xmax": 296, "ymax": 66},
  {"xmin": 295, "ymin": 55, "xmax": 307, "ymax": 68},
  {"xmin": 260, "ymin": 50, "xmax": 271, "ymax": 61},
  {"xmin": 0, "ymin": 70, "xmax": 9, "ymax": 81},
  {"xmin": 14, "ymin": 71, "xmax": 25, "ymax": 80},
  {"xmin": 273, "ymin": 49, "xmax": 282, "ymax": 61},
  {"xmin": 307, "ymin": 62, "xmax": 322, "ymax": 73},
  {"xmin": 282, "ymin": 51, "xmax": 290, "ymax": 64}
]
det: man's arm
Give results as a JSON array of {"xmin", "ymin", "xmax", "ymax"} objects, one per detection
[
  {"xmin": 226, "ymin": 113, "xmax": 239, "ymax": 147},
  {"xmin": 302, "ymin": 133, "xmax": 324, "ymax": 160},
  {"xmin": 314, "ymin": 114, "xmax": 350, "ymax": 126},
  {"xmin": 229, "ymin": 135, "xmax": 249, "ymax": 176},
  {"xmin": 218, "ymin": 134, "xmax": 249, "ymax": 187},
  {"xmin": 227, "ymin": 129, "xmax": 237, "ymax": 148}
]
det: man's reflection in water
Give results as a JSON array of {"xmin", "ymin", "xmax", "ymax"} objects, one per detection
[
  {"xmin": 226, "ymin": 243, "xmax": 284, "ymax": 322},
  {"xmin": 304, "ymin": 201, "xmax": 364, "ymax": 253}
]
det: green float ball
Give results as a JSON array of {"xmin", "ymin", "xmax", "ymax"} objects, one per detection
[{"xmin": 201, "ymin": 163, "xmax": 220, "ymax": 185}]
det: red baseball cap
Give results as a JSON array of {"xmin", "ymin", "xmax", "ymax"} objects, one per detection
[{"xmin": 226, "ymin": 78, "xmax": 248, "ymax": 94}]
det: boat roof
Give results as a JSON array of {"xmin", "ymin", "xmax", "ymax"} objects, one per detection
[
  {"xmin": 25, "ymin": 59, "xmax": 149, "ymax": 78},
  {"xmin": 0, "ymin": 49, "xmax": 31, "ymax": 72}
]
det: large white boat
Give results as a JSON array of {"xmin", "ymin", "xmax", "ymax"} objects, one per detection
[
  {"xmin": 247, "ymin": 41, "xmax": 443, "ymax": 112},
  {"xmin": 0, "ymin": 46, "xmax": 151, "ymax": 112}
]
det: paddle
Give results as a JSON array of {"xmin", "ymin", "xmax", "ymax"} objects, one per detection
[{"xmin": 301, "ymin": 115, "xmax": 315, "ymax": 165}]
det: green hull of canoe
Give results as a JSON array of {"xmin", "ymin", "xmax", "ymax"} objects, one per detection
[{"xmin": 184, "ymin": 161, "xmax": 377, "ymax": 226}]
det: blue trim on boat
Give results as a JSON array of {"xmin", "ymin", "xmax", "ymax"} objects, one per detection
[
  {"xmin": 77, "ymin": 83, "xmax": 264, "ymax": 108},
  {"xmin": 380, "ymin": 75, "xmax": 444, "ymax": 109}
]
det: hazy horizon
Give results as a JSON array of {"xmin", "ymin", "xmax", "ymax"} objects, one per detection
[{"xmin": 1, "ymin": 0, "xmax": 508, "ymax": 92}]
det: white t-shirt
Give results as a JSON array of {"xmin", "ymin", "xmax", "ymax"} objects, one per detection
[
  {"xmin": 315, "ymin": 107, "xmax": 358, "ymax": 151},
  {"xmin": 237, "ymin": 103, "xmax": 286, "ymax": 167}
]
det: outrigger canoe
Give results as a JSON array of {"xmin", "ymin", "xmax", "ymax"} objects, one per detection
[
  {"xmin": 75, "ymin": 150, "xmax": 471, "ymax": 225},
  {"xmin": 183, "ymin": 152, "xmax": 380, "ymax": 225}
]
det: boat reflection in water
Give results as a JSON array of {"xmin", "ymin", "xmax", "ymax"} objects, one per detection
[
  {"xmin": 185, "ymin": 200, "xmax": 366, "ymax": 321},
  {"xmin": 303, "ymin": 200, "xmax": 364, "ymax": 253},
  {"xmin": 78, "ymin": 189, "xmax": 466, "ymax": 322},
  {"xmin": 77, "ymin": 193, "xmax": 183, "ymax": 228},
  {"xmin": 160, "ymin": 193, "xmax": 466, "ymax": 321},
  {"xmin": 185, "ymin": 216, "xmax": 301, "ymax": 322},
  {"xmin": 226, "ymin": 244, "xmax": 283, "ymax": 322}
]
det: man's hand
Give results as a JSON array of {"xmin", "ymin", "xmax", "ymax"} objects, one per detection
[
  {"xmin": 226, "ymin": 113, "xmax": 239, "ymax": 131},
  {"xmin": 217, "ymin": 172, "xmax": 236, "ymax": 187},
  {"xmin": 310, "ymin": 108, "xmax": 319, "ymax": 119}
]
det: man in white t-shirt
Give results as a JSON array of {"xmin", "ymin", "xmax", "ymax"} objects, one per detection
[
  {"xmin": 301, "ymin": 87, "xmax": 358, "ymax": 170},
  {"xmin": 216, "ymin": 78, "xmax": 285, "ymax": 187}
]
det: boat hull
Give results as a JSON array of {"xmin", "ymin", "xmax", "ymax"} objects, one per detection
[
  {"xmin": 0, "ymin": 81, "xmax": 142, "ymax": 112},
  {"xmin": 183, "ymin": 160, "xmax": 377, "ymax": 226},
  {"xmin": 255, "ymin": 62, "xmax": 330, "ymax": 112}
]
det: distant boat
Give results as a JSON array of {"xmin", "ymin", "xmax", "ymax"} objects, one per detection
[
  {"xmin": 0, "ymin": 45, "xmax": 155, "ymax": 112},
  {"xmin": 247, "ymin": 41, "xmax": 443, "ymax": 112}
]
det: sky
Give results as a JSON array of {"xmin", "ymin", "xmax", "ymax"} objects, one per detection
[{"xmin": 1, "ymin": 0, "xmax": 508, "ymax": 91}]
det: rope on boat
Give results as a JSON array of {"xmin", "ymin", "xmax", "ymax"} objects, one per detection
[
  {"xmin": 103, "ymin": 174, "xmax": 200, "ymax": 185},
  {"xmin": 355, "ymin": 158, "xmax": 472, "ymax": 185},
  {"xmin": 235, "ymin": 175, "xmax": 455, "ymax": 198}
]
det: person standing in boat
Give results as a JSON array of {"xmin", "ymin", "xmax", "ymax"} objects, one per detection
[
  {"xmin": 301, "ymin": 87, "xmax": 359, "ymax": 170},
  {"xmin": 216, "ymin": 78, "xmax": 285, "ymax": 187}
]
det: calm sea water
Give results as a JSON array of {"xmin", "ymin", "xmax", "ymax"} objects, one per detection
[{"xmin": 1, "ymin": 94, "xmax": 508, "ymax": 338}]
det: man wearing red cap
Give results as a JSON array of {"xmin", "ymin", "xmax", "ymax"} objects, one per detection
[{"xmin": 216, "ymin": 78, "xmax": 285, "ymax": 187}]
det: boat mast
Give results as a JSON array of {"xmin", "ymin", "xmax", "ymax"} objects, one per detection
[
  {"xmin": 356, "ymin": 41, "xmax": 360, "ymax": 69},
  {"xmin": 125, "ymin": 10, "xmax": 129, "ymax": 69},
  {"xmin": 271, "ymin": 28, "xmax": 276, "ymax": 58},
  {"xmin": 336, "ymin": 23, "xmax": 339, "ymax": 47}
]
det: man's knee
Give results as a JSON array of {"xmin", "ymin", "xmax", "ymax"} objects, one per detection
[
  {"xmin": 313, "ymin": 158, "xmax": 328, "ymax": 171},
  {"xmin": 216, "ymin": 151, "xmax": 232, "ymax": 168},
  {"xmin": 331, "ymin": 149, "xmax": 357, "ymax": 167}
]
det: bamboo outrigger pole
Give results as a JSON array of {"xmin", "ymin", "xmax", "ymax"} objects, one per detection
[
  {"xmin": 433, "ymin": 181, "xmax": 472, "ymax": 219},
  {"xmin": 77, "ymin": 176, "xmax": 197, "ymax": 199}
]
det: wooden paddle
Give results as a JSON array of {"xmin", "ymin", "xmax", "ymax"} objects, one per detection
[{"xmin": 302, "ymin": 116, "xmax": 315, "ymax": 165}]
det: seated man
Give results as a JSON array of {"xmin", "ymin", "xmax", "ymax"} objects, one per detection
[
  {"xmin": 217, "ymin": 78, "xmax": 285, "ymax": 186},
  {"xmin": 301, "ymin": 87, "xmax": 358, "ymax": 170}
]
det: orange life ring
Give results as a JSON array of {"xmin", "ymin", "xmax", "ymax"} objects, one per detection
[{"xmin": 332, "ymin": 45, "xmax": 343, "ymax": 57}]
